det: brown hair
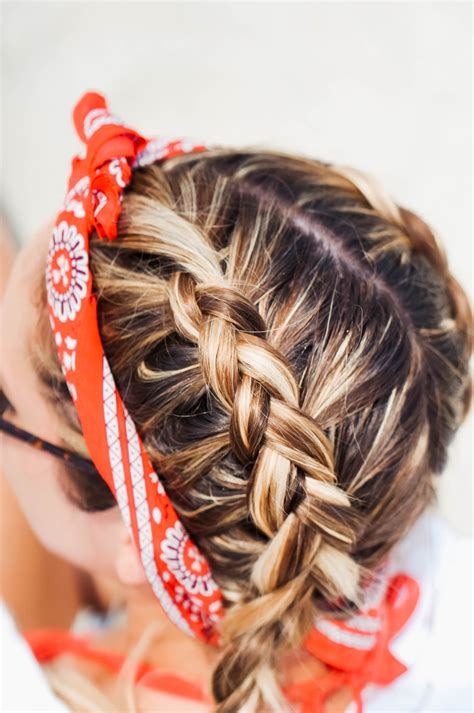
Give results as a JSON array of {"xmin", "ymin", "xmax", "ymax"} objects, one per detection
[{"xmin": 33, "ymin": 146, "xmax": 473, "ymax": 712}]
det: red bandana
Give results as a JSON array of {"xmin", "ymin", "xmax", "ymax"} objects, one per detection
[{"xmin": 45, "ymin": 91, "xmax": 420, "ymax": 706}]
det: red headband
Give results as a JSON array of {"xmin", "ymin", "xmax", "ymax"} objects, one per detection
[
  {"xmin": 45, "ymin": 91, "xmax": 420, "ymax": 707},
  {"xmin": 45, "ymin": 91, "xmax": 223, "ymax": 644}
]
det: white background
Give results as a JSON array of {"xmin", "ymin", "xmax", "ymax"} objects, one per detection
[{"xmin": 1, "ymin": 1, "xmax": 472, "ymax": 535}]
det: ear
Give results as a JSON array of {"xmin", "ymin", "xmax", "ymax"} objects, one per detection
[{"xmin": 114, "ymin": 526, "xmax": 147, "ymax": 586}]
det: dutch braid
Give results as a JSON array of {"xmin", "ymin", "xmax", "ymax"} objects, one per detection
[
  {"xmin": 33, "ymin": 146, "xmax": 473, "ymax": 712},
  {"xmin": 166, "ymin": 269, "xmax": 363, "ymax": 710}
]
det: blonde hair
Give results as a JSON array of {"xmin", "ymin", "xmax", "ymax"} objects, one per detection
[
  {"xmin": 42, "ymin": 619, "xmax": 168, "ymax": 712},
  {"xmin": 33, "ymin": 146, "xmax": 473, "ymax": 712}
]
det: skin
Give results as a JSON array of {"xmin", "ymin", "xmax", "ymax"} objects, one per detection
[
  {"xmin": 0, "ymin": 214, "xmax": 101, "ymax": 633},
  {"xmin": 0, "ymin": 221, "xmax": 217, "ymax": 709},
  {"xmin": 0, "ymin": 221, "xmax": 353, "ymax": 712}
]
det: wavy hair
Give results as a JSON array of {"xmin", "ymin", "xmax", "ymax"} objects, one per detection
[{"xmin": 32, "ymin": 146, "xmax": 473, "ymax": 712}]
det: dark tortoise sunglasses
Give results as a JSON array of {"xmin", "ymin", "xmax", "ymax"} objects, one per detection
[{"xmin": 0, "ymin": 388, "xmax": 100, "ymax": 477}]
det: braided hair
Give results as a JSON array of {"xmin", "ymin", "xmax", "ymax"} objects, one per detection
[{"xmin": 33, "ymin": 147, "xmax": 473, "ymax": 712}]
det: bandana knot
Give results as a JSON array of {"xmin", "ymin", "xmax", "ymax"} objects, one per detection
[{"xmin": 68, "ymin": 91, "xmax": 148, "ymax": 240}]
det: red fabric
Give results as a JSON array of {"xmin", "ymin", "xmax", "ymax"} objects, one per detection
[
  {"xmin": 44, "ymin": 90, "xmax": 421, "ymax": 709},
  {"xmin": 22, "ymin": 571, "xmax": 419, "ymax": 712},
  {"xmin": 289, "ymin": 572, "xmax": 421, "ymax": 712},
  {"xmin": 22, "ymin": 627, "xmax": 211, "ymax": 704},
  {"xmin": 46, "ymin": 91, "xmax": 224, "ymax": 645}
]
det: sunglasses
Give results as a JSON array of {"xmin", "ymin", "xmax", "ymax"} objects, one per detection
[{"xmin": 0, "ymin": 388, "xmax": 100, "ymax": 477}]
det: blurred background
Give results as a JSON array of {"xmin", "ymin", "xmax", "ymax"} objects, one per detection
[{"xmin": 1, "ymin": 1, "xmax": 472, "ymax": 543}]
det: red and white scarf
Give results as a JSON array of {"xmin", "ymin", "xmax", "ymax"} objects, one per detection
[{"xmin": 44, "ymin": 90, "xmax": 420, "ymax": 710}]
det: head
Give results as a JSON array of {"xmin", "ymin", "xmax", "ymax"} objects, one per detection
[{"xmin": 1, "ymin": 146, "xmax": 472, "ymax": 712}]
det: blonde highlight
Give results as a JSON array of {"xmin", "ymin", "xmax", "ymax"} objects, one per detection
[{"xmin": 32, "ymin": 145, "xmax": 473, "ymax": 712}]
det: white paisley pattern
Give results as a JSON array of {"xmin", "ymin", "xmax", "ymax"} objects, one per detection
[
  {"xmin": 315, "ymin": 619, "xmax": 377, "ymax": 651},
  {"xmin": 63, "ymin": 176, "xmax": 89, "ymax": 217},
  {"xmin": 83, "ymin": 108, "xmax": 125, "ymax": 139},
  {"xmin": 313, "ymin": 560, "xmax": 389, "ymax": 650},
  {"xmin": 46, "ymin": 221, "xmax": 89, "ymax": 323},
  {"xmin": 160, "ymin": 521, "xmax": 218, "ymax": 597},
  {"xmin": 133, "ymin": 137, "xmax": 206, "ymax": 169}
]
